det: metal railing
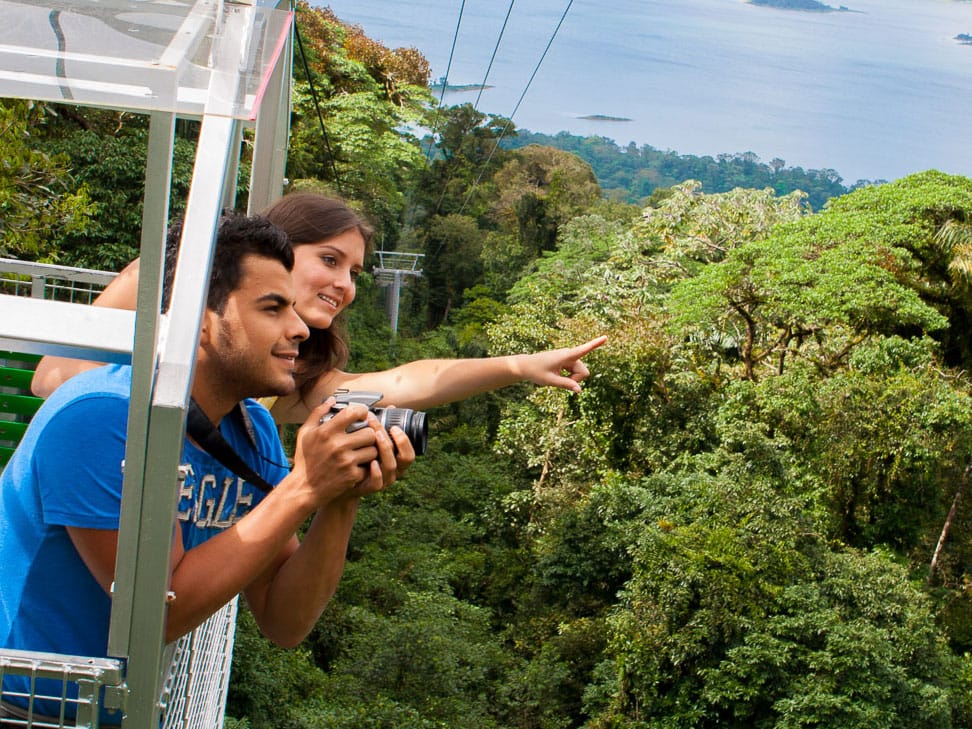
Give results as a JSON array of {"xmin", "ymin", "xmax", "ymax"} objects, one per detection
[
  {"xmin": 0, "ymin": 259, "xmax": 117, "ymax": 303},
  {"xmin": 0, "ymin": 603, "xmax": 239, "ymax": 729},
  {"xmin": 0, "ymin": 0, "xmax": 294, "ymax": 723},
  {"xmin": 0, "ymin": 649, "xmax": 127, "ymax": 728}
]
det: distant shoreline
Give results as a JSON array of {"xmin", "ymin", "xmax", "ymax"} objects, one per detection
[
  {"xmin": 324, "ymin": 0, "xmax": 972, "ymax": 184},
  {"xmin": 578, "ymin": 114, "xmax": 632, "ymax": 123},
  {"xmin": 430, "ymin": 77, "xmax": 493, "ymax": 93},
  {"xmin": 748, "ymin": 0, "xmax": 852, "ymax": 11}
]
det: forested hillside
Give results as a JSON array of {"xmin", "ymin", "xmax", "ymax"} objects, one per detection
[
  {"xmin": 7, "ymin": 3, "xmax": 972, "ymax": 727},
  {"xmin": 503, "ymin": 130, "xmax": 869, "ymax": 211}
]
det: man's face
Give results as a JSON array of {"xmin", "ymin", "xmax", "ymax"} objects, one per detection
[{"xmin": 200, "ymin": 254, "xmax": 309, "ymax": 402}]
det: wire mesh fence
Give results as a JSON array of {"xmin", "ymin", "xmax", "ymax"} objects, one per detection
[{"xmin": 159, "ymin": 598, "xmax": 238, "ymax": 729}]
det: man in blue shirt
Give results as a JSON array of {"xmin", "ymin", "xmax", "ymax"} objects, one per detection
[{"xmin": 0, "ymin": 213, "xmax": 414, "ymax": 724}]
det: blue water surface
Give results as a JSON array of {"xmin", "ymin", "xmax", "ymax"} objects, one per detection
[{"xmin": 317, "ymin": 0, "xmax": 972, "ymax": 183}]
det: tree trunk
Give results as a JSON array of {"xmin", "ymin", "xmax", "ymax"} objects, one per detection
[{"xmin": 929, "ymin": 463, "xmax": 970, "ymax": 581}]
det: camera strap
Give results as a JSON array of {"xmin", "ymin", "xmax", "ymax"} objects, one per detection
[{"xmin": 185, "ymin": 398, "xmax": 275, "ymax": 494}]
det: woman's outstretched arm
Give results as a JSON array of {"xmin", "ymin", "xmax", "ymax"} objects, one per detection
[
  {"xmin": 269, "ymin": 335, "xmax": 608, "ymax": 424},
  {"xmin": 31, "ymin": 259, "xmax": 141, "ymax": 398},
  {"xmin": 31, "ymin": 253, "xmax": 608, "ymax": 423}
]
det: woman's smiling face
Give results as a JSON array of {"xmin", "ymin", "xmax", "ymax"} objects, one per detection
[{"xmin": 291, "ymin": 228, "xmax": 366, "ymax": 330}]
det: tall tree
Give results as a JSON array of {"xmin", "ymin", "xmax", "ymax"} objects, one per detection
[
  {"xmin": 490, "ymin": 144, "xmax": 602, "ymax": 256},
  {"xmin": 421, "ymin": 212, "xmax": 485, "ymax": 326},
  {"xmin": 287, "ymin": 3, "xmax": 431, "ymax": 241},
  {"xmin": 586, "ymin": 473, "xmax": 963, "ymax": 729},
  {"xmin": 414, "ymin": 103, "xmax": 514, "ymax": 222}
]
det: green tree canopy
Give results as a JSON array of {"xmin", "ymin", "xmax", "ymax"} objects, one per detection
[{"xmin": 0, "ymin": 100, "xmax": 93, "ymax": 260}]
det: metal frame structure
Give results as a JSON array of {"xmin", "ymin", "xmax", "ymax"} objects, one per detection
[
  {"xmin": 0, "ymin": 258, "xmax": 244, "ymax": 729},
  {"xmin": 0, "ymin": 0, "xmax": 294, "ymax": 725}
]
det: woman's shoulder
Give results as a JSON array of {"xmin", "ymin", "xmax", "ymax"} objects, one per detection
[
  {"xmin": 252, "ymin": 391, "xmax": 306, "ymax": 426},
  {"xmin": 255, "ymin": 396, "xmax": 278, "ymax": 410}
]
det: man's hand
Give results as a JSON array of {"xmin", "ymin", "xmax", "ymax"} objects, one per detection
[
  {"xmin": 290, "ymin": 398, "xmax": 379, "ymax": 506},
  {"xmin": 368, "ymin": 419, "xmax": 416, "ymax": 491},
  {"xmin": 291, "ymin": 397, "xmax": 414, "ymax": 504},
  {"xmin": 334, "ymin": 402, "xmax": 416, "ymax": 495}
]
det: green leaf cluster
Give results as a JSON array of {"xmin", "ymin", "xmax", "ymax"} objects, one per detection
[{"xmin": 0, "ymin": 100, "xmax": 93, "ymax": 260}]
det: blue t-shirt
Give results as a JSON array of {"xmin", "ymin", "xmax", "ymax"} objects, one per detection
[{"xmin": 0, "ymin": 364, "xmax": 289, "ymax": 721}]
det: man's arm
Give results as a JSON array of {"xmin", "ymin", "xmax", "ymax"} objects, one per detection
[
  {"xmin": 67, "ymin": 401, "xmax": 413, "ymax": 645},
  {"xmin": 239, "ymin": 401, "xmax": 414, "ymax": 647}
]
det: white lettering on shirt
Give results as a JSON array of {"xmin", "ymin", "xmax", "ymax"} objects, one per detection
[{"xmin": 176, "ymin": 467, "xmax": 258, "ymax": 531}]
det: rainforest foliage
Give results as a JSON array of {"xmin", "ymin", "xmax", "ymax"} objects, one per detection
[{"xmin": 8, "ymin": 4, "xmax": 972, "ymax": 727}]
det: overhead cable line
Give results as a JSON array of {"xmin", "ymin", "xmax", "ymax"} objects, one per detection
[
  {"xmin": 399, "ymin": 0, "xmax": 465, "ymax": 249},
  {"xmin": 424, "ymin": 0, "xmax": 467, "ymax": 163},
  {"xmin": 457, "ymin": 0, "xmax": 574, "ymax": 216},
  {"xmin": 430, "ymin": 0, "xmax": 520, "ymax": 219},
  {"xmin": 293, "ymin": 15, "xmax": 343, "ymax": 195},
  {"xmin": 474, "ymin": 0, "xmax": 515, "ymax": 109}
]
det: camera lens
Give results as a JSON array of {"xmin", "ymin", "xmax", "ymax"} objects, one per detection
[{"xmin": 376, "ymin": 407, "xmax": 428, "ymax": 456}]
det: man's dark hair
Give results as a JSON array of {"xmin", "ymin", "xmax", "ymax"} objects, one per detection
[{"xmin": 162, "ymin": 212, "xmax": 294, "ymax": 313}]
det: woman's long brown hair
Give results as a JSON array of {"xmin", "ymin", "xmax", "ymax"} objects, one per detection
[{"xmin": 262, "ymin": 192, "xmax": 374, "ymax": 400}]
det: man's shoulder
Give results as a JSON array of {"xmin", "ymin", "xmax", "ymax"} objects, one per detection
[
  {"xmin": 237, "ymin": 398, "xmax": 282, "ymax": 448},
  {"xmin": 237, "ymin": 397, "xmax": 276, "ymax": 432},
  {"xmin": 33, "ymin": 365, "xmax": 132, "ymax": 425},
  {"xmin": 241, "ymin": 396, "xmax": 275, "ymax": 422},
  {"xmin": 235, "ymin": 399, "xmax": 288, "ymax": 477},
  {"xmin": 15, "ymin": 365, "xmax": 132, "ymax": 473}
]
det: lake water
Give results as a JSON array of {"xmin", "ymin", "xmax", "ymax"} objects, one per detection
[{"xmin": 315, "ymin": 0, "xmax": 972, "ymax": 185}]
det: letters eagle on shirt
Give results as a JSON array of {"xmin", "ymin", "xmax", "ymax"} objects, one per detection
[{"xmin": 176, "ymin": 463, "xmax": 256, "ymax": 530}]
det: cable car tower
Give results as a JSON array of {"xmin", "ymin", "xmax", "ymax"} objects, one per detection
[{"xmin": 373, "ymin": 251, "xmax": 424, "ymax": 334}]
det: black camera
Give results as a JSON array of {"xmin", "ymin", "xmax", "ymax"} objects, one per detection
[{"xmin": 321, "ymin": 391, "xmax": 427, "ymax": 456}]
